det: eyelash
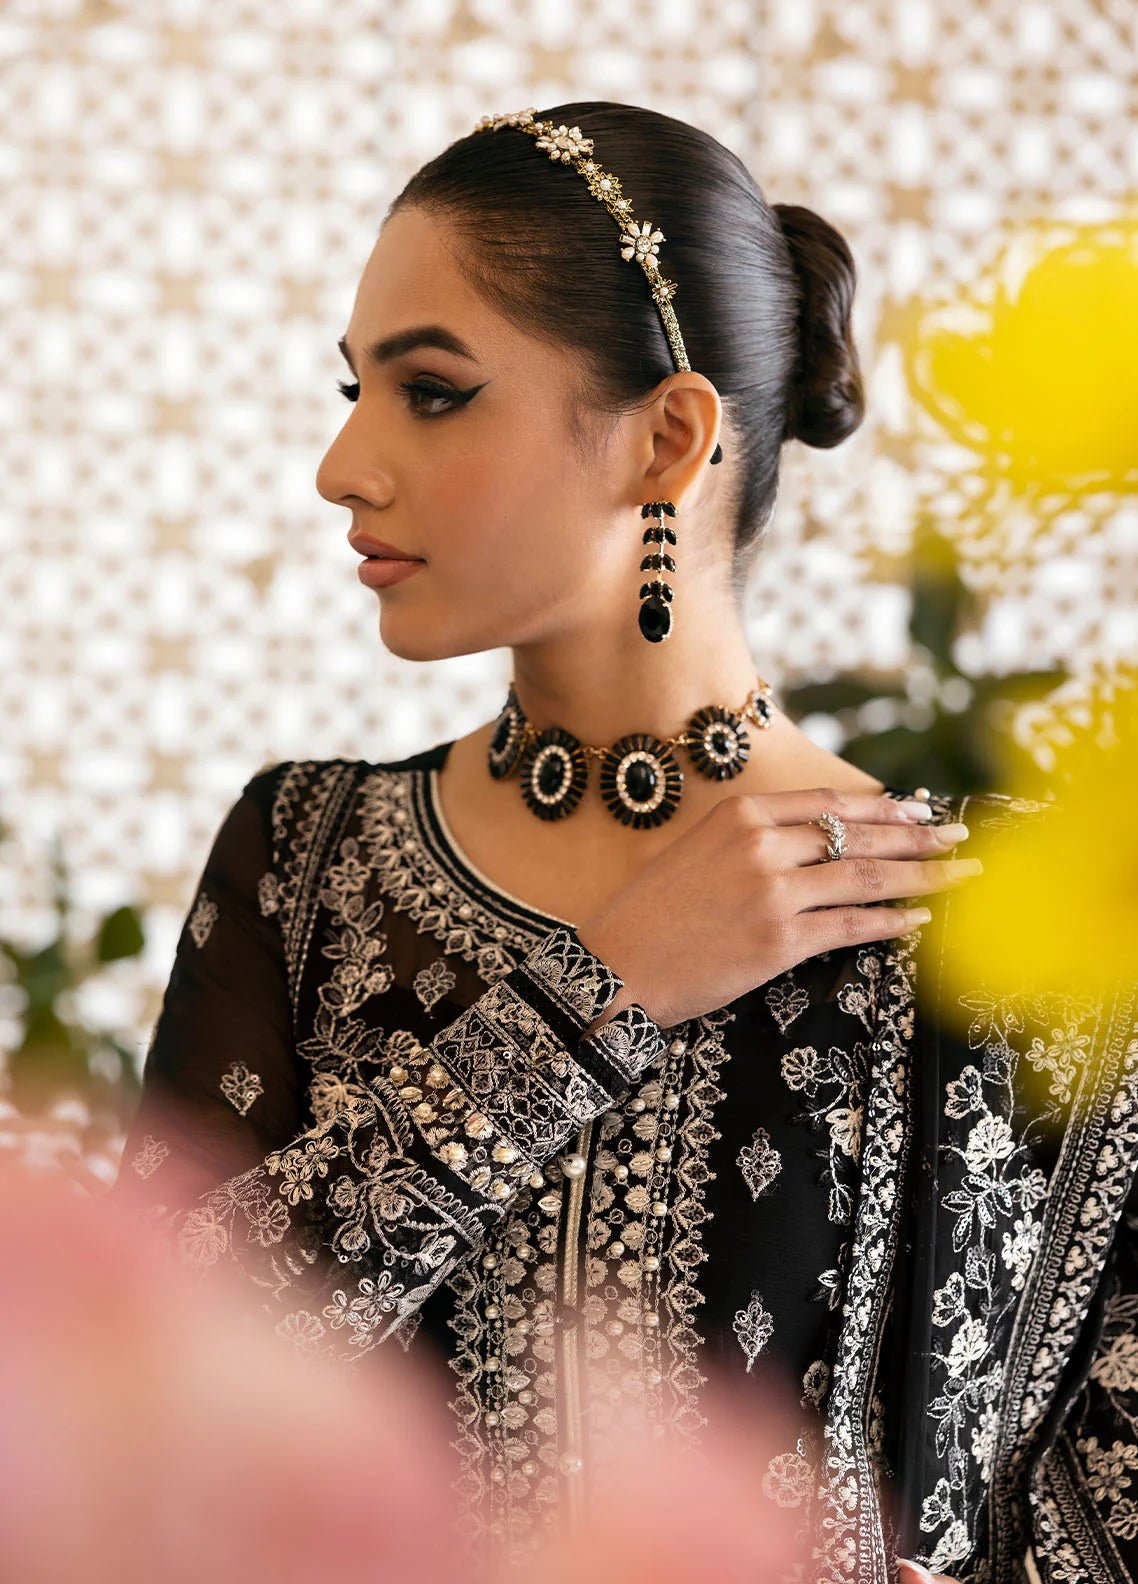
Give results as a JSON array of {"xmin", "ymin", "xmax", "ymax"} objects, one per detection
[{"xmin": 336, "ymin": 378, "xmax": 461, "ymax": 418}]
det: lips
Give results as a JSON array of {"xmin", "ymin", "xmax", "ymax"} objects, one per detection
[{"xmin": 349, "ymin": 533, "xmax": 425, "ymax": 561}]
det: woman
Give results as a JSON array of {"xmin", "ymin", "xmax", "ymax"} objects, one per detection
[{"xmin": 105, "ymin": 103, "xmax": 1137, "ymax": 1583}]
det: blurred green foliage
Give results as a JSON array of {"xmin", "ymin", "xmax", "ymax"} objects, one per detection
[
  {"xmin": 780, "ymin": 518, "xmax": 1068, "ymax": 794},
  {"xmin": 0, "ymin": 818, "xmax": 145, "ymax": 1121}
]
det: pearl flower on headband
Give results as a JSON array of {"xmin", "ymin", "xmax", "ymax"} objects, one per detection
[
  {"xmin": 620, "ymin": 219, "xmax": 665, "ymax": 267},
  {"xmin": 472, "ymin": 106, "xmax": 692, "ymax": 376},
  {"xmin": 534, "ymin": 122, "xmax": 594, "ymax": 163}
]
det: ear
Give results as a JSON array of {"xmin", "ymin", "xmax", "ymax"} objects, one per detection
[{"xmin": 639, "ymin": 371, "xmax": 723, "ymax": 504}]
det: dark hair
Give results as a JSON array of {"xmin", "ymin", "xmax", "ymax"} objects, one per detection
[{"xmin": 389, "ymin": 101, "xmax": 865, "ymax": 589}]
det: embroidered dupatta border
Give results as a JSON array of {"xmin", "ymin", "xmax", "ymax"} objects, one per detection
[
  {"xmin": 813, "ymin": 924, "xmax": 924, "ymax": 1583},
  {"xmin": 992, "ymin": 973, "xmax": 1138, "ymax": 1579}
]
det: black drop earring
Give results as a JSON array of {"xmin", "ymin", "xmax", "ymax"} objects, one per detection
[{"xmin": 638, "ymin": 500, "xmax": 677, "ymax": 643}]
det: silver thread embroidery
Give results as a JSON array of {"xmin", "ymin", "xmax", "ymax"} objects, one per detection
[
  {"xmin": 219, "ymin": 1060, "xmax": 264, "ymax": 1116},
  {"xmin": 765, "ymin": 978, "xmax": 810, "ymax": 1033},
  {"xmin": 734, "ymin": 1288, "xmax": 775, "ymax": 1372},
  {"xmin": 131, "ymin": 1134, "xmax": 169, "ymax": 1178},
  {"xmin": 737, "ymin": 1125, "xmax": 783, "ymax": 1200},
  {"xmin": 413, "ymin": 956, "xmax": 457, "ymax": 1014}
]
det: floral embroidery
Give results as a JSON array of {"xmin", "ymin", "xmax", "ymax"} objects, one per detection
[
  {"xmin": 117, "ymin": 761, "xmax": 1138, "ymax": 1584},
  {"xmin": 187, "ymin": 890, "xmax": 218, "ymax": 948},
  {"xmin": 780, "ymin": 1023, "xmax": 871, "ymax": 1226},
  {"xmin": 764, "ymin": 1448, "xmax": 814, "ymax": 1506},
  {"xmin": 144, "ymin": 762, "xmax": 663, "ymax": 1413},
  {"xmin": 918, "ymin": 972, "xmax": 1128, "ymax": 1575},
  {"xmin": 765, "ymin": 1420, "xmax": 825, "ymax": 1580},
  {"xmin": 131, "ymin": 1133, "xmax": 169, "ymax": 1178},
  {"xmin": 912, "ymin": 792, "xmax": 1138, "ymax": 1582},
  {"xmin": 219, "ymin": 1060, "xmax": 264, "ymax": 1116},
  {"xmin": 766, "ymin": 979, "xmax": 810, "ymax": 1033},
  {"xmin": 1024, "ymin": 1020, "xmax": 1092, "ymax": 1109},
  {"xmin": 413, "ymin": 956, "xmax": 456, "ymax": 1014},
  {"xmin": 733, "ymin": 1288, "xmax": 774, "ymax": 1371},
  {"xmin": 737, "ymin": 1124, "xmax": 782, "ymax": 1200}
]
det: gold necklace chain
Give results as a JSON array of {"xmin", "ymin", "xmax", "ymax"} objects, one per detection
[{"xmin": 506, "ymin": 674, "xmax": 774, "ymax": 760}]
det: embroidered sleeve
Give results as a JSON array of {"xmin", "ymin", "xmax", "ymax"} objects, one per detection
[
  {"xmin": 104, "ymin": 765, "xmax": 303, "ymax": 1215},
  {"xmin": 105, "ymin": 768, "xmax": 666, "ymax": 1364}
]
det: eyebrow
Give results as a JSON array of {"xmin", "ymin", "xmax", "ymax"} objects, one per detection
[{"xmin": 337, "ymin": 325, "xmax": 481, "ymax": 372}]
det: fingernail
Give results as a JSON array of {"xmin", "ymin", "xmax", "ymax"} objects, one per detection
[
  {"xmin": 899, "ymin": 800, "xmax": 934, "ymax": 820},
  {"xmin": 897, "ymin": 1562, "xmax": 937, "ymax": 1584},
  {"xmin": 947, "ymin": 857, "xmax": 984, "ymax": 877},
  {"xmin": 933, "ymin": 822, "xmax": 969, "ymax": 844}
]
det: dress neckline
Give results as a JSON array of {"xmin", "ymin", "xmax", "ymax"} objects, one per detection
[{"xmin": 423, "ymin": 742, "xmax": 577, "ymax": 931}]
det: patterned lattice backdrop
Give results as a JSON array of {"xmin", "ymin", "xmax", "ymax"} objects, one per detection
[{"xmin": 2, "ymin": 0, "xmax": 1136, "ymax": 1074}]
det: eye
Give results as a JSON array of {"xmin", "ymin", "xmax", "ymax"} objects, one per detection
[
  {"xmin": 398, "ymin": 379, "xmax": 461, "ymax": 418},
  {"xmin": 336, "ymin": 374, "xmax": 483, "ymax": 416}
]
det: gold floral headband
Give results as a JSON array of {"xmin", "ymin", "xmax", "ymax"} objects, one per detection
[{"xmin": 472, "ymin": 107, "xmax": 692, "ymax": 376}]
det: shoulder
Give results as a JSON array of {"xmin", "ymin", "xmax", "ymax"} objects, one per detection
[
  {"xmin": 236, "ymin": 743, "xmax": 449, "ymax": 848},
  {"xmin": 240, "ymin": 743, "xmax": 446, "ymax": 805}
]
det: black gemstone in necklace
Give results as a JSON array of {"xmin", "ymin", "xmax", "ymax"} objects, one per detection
[
  {"xmin": 487, "ymin": 677, "xmax": 774, "ymax": 830},
  {"xmin": 686, "ymin": 704, "xmax": 751, "ymax": 781},
  {"xmin": 598, "ymin": 735, "xmax": 683, "ymax": 829},
  {"xmin": 518, "ymin": 727, "xmax": 588, "ymax": 821},
  {"xmin": 488, "ymin": 687, "xmax": 525, "ymax": 779}
]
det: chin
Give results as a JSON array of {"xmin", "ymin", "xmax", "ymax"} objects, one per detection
[{"xmin": 376, "ymin": 609, "xmax": 491, "ymax": 665}]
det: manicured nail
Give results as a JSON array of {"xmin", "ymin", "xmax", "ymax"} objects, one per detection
[
  {"xmin": 898, "ymin": 1562, "xmax": 937, "ymax": 1584},
  {"xmin": 934, "ymin": 822, "xmax": 969, "ymax": 844},
  {"xmin": 899, "ymin": 800, "xmax": 934, "ymax": 820}
]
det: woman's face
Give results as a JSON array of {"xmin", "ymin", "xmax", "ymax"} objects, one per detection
[{"xmin": 316, "ymin": 205, "xmax": 649, "ymax": 663}]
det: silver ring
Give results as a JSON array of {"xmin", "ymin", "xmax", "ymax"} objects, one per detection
[{"xmin": 811, "ymin": 810, "xmax": 847, "ymax": 861}]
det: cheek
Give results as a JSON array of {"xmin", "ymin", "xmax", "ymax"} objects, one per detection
[{"xmin": 421, "ymin": 419, "xmax": 578, "ymax": 566}]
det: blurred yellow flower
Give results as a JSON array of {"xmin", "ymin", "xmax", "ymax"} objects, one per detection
[
  {"xmin": 906, "ymin": 215, "xmax": 1138, "ymax": 493},
  {"xmin": 924, "ymin": 665, "xmax": 1138, "ymax": 1019}
]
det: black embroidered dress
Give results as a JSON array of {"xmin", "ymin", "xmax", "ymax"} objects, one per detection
[{"xmin": 105, "ymin": 744, "xmax": 1138, "ymax": 1584}]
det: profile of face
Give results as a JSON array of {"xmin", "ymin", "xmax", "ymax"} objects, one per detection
[{"xmin": 315, "ymin": 206, "xmax": 722, "ymax": 664}]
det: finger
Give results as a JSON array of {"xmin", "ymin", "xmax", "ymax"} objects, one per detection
[
  {"xmin": 770, "ymin": 814, "xmax": 970, "ymax": 869},
  {"xmin": 794, "ymin": 852, "xmax": 984, "ymax": 911},
  {"xmin": 797, "ymin": 901, "xmax": 935, "ymax": 955},
  {"xmin": 742, "ymin": 786, "xmax": 935, "ymax": 829}
]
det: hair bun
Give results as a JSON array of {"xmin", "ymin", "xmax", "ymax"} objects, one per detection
[{"xmin": 772, "ymin": 202, "xmax": 865, "ymax": 449}]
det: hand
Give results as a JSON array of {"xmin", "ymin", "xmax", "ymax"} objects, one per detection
[{"xmin": 576, "ymin": 785, "xmax": 981, "ymax": 1031}]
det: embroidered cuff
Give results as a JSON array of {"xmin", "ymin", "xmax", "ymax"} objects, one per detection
[
  {"xmin": 392, "ymin": 924, "xmax": 666, "ymax": 1207},
  {"xmin": 576, "ymin": 1001, "xmax": 667, "ymax": 1091}
]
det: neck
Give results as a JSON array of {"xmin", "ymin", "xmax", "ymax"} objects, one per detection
[{"xmin": 508, "ymin": 625, "xmax": 763, "ymax": 747}]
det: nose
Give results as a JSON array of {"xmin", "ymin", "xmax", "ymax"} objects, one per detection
[{"xmin": 315, "ymin": 420, "xmax": 393, "ymax": 511}]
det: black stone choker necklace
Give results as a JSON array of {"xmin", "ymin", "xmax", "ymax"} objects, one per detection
[{"xmin": 486, "ymin": 675, "xmax": 776, "ymax": 830}]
